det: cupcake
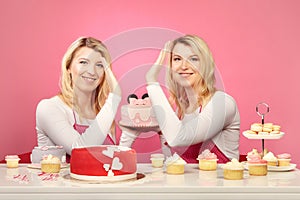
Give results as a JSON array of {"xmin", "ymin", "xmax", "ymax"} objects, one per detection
[
  {"xmin": 5, "ymin": 155, "xmax": 21, "ymax": 168},
  {"xmin": 277, "ymin": 153, "xmax": 291, "ymax": 166},
  {"xmin": 222, "ymin": 158, "xmax": 244, "ymax": 180},
  {"xmin": 247, "ymin": 154, "xmax": 268, "ymax": 176},
  {"xmin": 150, "ymin": 153, "xmax": 165, "ymax": 168},
  {"xmin": 165, "ymin": 153, "xmax": 187, "ymax": 175},
  {"xmin": 41, "ymin": 154, "xmax": 61, "ymax": 173},
  {"xmin": 263, "ymin": 152, "xmax": 278, "ymax": 166},
  {"xmin": 197, "ymin": 149, "xmax": 218, "ymax": 171}
]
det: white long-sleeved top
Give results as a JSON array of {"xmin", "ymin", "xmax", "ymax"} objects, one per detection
[
  {"xmin": 36, "ymin": 93, "xmax": 121, "ymax": 155},
  {"xmin": 147, "ymin": 83, "xmax": 240, "ymax": 160}
]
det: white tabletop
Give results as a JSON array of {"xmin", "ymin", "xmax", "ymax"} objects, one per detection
[{"xmin": 0, "ymin": 163, "xmax": 300, "ymax": 200}]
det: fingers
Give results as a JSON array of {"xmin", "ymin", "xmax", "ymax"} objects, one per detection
[
  {"xmin": 155, "ymin": 41, "xmax": 172, "ymax": 66},
  {"xmin": 146, "ymin": 41, "xmax": 173, "ymax": 83},
  {"xmin": 99, "ymin": 57, "xmax": 110, "ymax": 70},
  {"xmin": 99, "ymin": 57, "xmax": 121, "ymax": 96}
]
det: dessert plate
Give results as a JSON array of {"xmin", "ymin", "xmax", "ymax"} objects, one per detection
[
  {"xmin": 27, "ymin": 163, "xmax": 69, "ymax": 169},
  {"xmin": 267, "ymin": 163, "xmax": 297, "ymax": 172},
  {"xmin": 243, "ymin": 163, "xmax": 296, "ymax": 172},
  {"xmin": 242, "ymin": 131, "xmax": 284, "ymax": 139},
  {"xmin": 63, "ymin": 173, "xmax": 147, "ymax": 185}
]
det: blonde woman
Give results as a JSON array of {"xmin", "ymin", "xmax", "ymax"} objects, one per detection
[
  {"xmin": 121, "ymin": 35, "xmax": 240, "ymax": 163},
  {"xmin": 36, "ymin": 37, "xmax": 121, "ymax": 158}
]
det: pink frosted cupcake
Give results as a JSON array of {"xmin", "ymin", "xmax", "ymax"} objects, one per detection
[
  {"xmin": 247, "ymin": 154, "xmax": 268, "ymax": 176},
  {"xmin": 5, "ymin": 155, "xmax": 21, "ymax": 168},
  {"xmin": 277, "ymin": 153, "xmax": 291, "ymax": 166},
  {"xmin": 197, "ymin": 149, "xmax": 218, "ymax": 171}
]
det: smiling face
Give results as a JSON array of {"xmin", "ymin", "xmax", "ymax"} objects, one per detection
[
  {"xmin": 171, "ymin": 43, "xmax": 201, "ymax": 88},
  {"xmin": 69, "ymin": 46, "xmax": 105, "ymax": 94}
]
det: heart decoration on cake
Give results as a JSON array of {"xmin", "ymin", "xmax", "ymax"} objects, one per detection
[
  {"xmin": 112, "ymin": 157, "xmax": 123, "ymax": 170},
  {"xmin": 103, "ymin": 164, "xmax": 110, "ymax": 172},
  {"xmin": 70, "ymin": 146, "xmax": 137, "ymax": 181},
  {"xmin": 102, "ymin": 147, "xmax": 115, "ymax": 158}
]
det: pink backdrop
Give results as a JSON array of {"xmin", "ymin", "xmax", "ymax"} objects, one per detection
[{"xmin": 0, "ymin": 0, "xmax": 299, "ymax": 165}]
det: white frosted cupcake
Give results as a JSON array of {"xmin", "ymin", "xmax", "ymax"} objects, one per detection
[
  {"xmin": 41, "ymin": 154, "xmax": 61, "ymax": 173},
  {"xmin": 222, "ymin": 158, "xmax": 244, "ymax": 180},
  {"xmin": 150, "ymin": 153, "xmax": 165, "ymax": 168},
  {"xmin": 197, "ymin": 149, "xmax": 218, "ymax": 171},
  {"xmin": 263, "ymin": 152, "xmax": 278, "ymax": 166},
  {"xmin": 5, "ymin": 155, "xmax": 21, "ymax": 168},
  {"xmin": 165, "ymin": 153, "xmax": 187, "ymax": 175}
]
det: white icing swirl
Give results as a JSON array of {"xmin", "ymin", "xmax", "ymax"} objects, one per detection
[
  {"xmin": 223, "ymin": 158, "xmax": 244, "ymax": 170},
  {"xmin": 263, "ymin": 152, "xmax": 277, "ymax": 162},
  {"xmin": 165, "ymin": 153, "xmax": 187, "ymax": 165}
]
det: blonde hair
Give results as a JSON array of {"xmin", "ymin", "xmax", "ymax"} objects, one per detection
[
  {"xmin": 58, "ymin": 36, "xmax": 115, "ymax": 134},
  {"xmin": 167, "ymin": 35, "xmax": 216, "ymax": 118}
]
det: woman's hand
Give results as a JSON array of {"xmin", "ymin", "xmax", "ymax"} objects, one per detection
[
  {"xmin": 101, "ymin": 57, "xmax": 121, "ymax": 97},
  {"xmin": 146, "ymin": 41, "xmax": 172, "ymax": 83}
]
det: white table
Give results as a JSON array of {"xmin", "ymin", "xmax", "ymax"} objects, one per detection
[{"xmin": 0, "ymin": 163, "xmax": 299, "ymax": 200}]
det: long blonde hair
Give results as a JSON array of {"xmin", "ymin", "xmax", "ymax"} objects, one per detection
[
  {"xmin": 58, "ymin": 36, "xmax": 115, "ymax": 134},
  {"xmin": 167, "ymin": 35, "xmax": 216, "ymax": 118}
]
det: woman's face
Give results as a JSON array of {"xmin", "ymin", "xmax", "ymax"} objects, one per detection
[
  {"xmin": 171, "ymin": 43, "xmax": 201, "ymax": 88},
  {"xmin": 69, "ymin": 46, "xmax": 105, "ymax": 94}
]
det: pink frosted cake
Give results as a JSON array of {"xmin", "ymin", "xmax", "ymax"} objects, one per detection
[
  {"xmin": 31, "ymin": 146, "xmax": 66, "ymax": 164},
  {"xmin": 120, "ymin": 93, "xmax": 158, "ymax": 127}
]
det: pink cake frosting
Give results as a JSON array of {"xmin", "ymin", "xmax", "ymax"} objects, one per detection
[
  {"xmin": 5, "ymin": 155, "xmax": 20, "ymax": 160},
  {"xmin": 247, "ymin": 154, "xmax": 267, "ymax": 164},
  {"xmin": 197, "ymin": 149, "xmax": 218, "ymax": 160},
  {"xmin": 277, "ymin": 153, "xmax": 291, "ymax": 159}
]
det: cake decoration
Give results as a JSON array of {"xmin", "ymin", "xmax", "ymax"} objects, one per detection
[{"xmin": 120, "ymin": 93, "xmax": 158, "ymax": 127}]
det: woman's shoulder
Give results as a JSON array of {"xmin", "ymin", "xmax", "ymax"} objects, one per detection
[
  {"xmin": 212, "ymin": 91, "xmax": 238, "ymax": 110},
  {"xmin": 38, "ymin": 96, "xmax": 60, "ymax": 106},
  {"xmin": 213, "ymin": 91, "xmax": 237, "ymax": 102},
  {"xmin": 37, "ymin": 96, "xmax": 69, "ymax": 112}
]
